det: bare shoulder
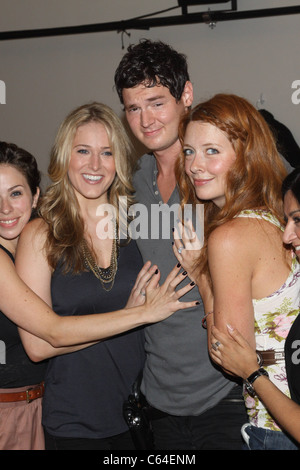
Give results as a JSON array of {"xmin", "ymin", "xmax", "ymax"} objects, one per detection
[
  {"xmin": 22, "ymin": 217, "xmax": 47, "ymax": 234},
  {"xmin": 208, "ymin": 218, "xmax": 253, "ymax": 250},
  {"xmin": 15, "ymin": 217, "xmax": 52, "ymax": 288},
  {"xmin": 18, "ymin": 218, "xmax": 48, "ymax": 250},
  {"xmin": 207, "ymin": 217, "xmax": 279, "ymax": 272},
  {"xmin": 208, "ymin": 217, "xmax": 278, "ymax": 251}
]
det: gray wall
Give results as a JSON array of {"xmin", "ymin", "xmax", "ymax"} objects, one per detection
[{"xmin": 0, "ymin": 0, "xmax": 300, "ymax": 186}]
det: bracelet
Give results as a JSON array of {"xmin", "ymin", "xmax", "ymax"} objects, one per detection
[
  {"xmin": 244, "ymin": 367, "xmax": 269, "ymax": 397},
  {"xmin": 202, "ymin": 311, "xmax": 213, "ymax": 329}
]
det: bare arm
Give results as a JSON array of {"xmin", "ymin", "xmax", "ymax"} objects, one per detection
[
  {"xmin": 0, "ymin": 219, "xmax": 197, "ymax": 361},
  {"xmin": 1, "ymin": 247, "xmax": 196, "ymax": 360},
  {"xmin": 15, "ymin": 218, "xmax": 95, "ymax": 360},
  {"xmin": 15, "ymin": 220, "xmax": 163, "ymax": 360},
  {"xmin": 207, "ymin": 221, "xmax": 256, "ymax": 348},
  {"xmin": 211, "ymin": 325, "xmax": 300, "ymax": 443},
  {"xmin": 17, "ymin": 259, "xmax": 163, "ymax": 361}
]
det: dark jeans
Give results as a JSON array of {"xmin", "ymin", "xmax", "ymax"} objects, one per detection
[
  {"xmin": 44, "ymin": 429, "xmax": 136, "ymax": 450},
  {"xmin": 241, "ymin": 424, "xmax": 299, "ymax": 450},
  {"xmin": 151, "ymin": 384, "xmax": 248, "ymax": 450}
]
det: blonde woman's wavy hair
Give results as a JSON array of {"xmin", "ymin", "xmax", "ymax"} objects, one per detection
[
  {"xmin": 176, "ymin": 93, "xmax": 288, "ymax": 279},
  {"xmin": 39, "ymin": 102, "xmax": 136, "ymax": 272}
]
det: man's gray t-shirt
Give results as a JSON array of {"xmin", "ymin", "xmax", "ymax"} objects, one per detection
[{"xmin": 131, "ymin": 154, "xmax": 234, "ymax": 416}]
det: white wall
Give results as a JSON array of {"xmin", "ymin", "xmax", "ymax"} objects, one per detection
[{"xmin": 0, "ymin": 0, "xmax": 299, "ymax": 186}]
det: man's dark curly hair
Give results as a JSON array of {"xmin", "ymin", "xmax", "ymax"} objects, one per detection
[{"xmin": 114, "ymin": 39, "xmax": 190, "ymax": 104}]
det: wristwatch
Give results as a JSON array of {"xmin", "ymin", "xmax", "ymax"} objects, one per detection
[{"xmin": 244, "ymin": 367, "xmax": 269, "ymax": 396}]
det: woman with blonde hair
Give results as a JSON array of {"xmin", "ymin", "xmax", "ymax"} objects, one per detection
[
  {"xmin": 40, "ymin": 101, "xmax": 135, "ymax": 269},
  {"xmin": 174, "ymin": 94, "xmax": 300, "ymax": 450},
  {"xmin": 15, "ymin": 102, "xmax": 196, "ymax": 450}
]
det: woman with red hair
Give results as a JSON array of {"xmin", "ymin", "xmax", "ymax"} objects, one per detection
[{"xmin": 175, "ymin": 94, "xmax": 300, "ymax": 450}]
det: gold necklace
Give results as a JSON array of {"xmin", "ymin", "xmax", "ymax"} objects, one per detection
[{"xmin": 82, "ymin": 229, "xmax": 119, "ymax": 292}]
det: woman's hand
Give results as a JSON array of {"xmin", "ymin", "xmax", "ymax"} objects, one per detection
[
  {"xmin": 172, "ymin": 219, "xmax": 202, "ymax": 283},
  {"xmin": 126, "ymin": 261, "xmax": 159, "ymax": 308},
  {"xmin": 210, "ymin": 325, "xmax": 259, "ymax": 379},
  {"xmin": 141, "ymin": 263, "xmax": 198, "ymax": 323}
]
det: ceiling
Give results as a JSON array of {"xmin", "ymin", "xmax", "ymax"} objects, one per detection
[{"xmin": 0, "ymin": 1, "xmax": 300, "ymax": 40}]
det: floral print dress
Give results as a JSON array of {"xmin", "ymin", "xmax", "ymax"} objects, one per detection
[{"xmin": 237, "ymin": 210, "xmax": 300, "ymax": 431}]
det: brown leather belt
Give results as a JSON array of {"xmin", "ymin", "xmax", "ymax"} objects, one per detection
[
  {"xmin": 0, "ymin": 382, "xmax": 44, "ymax": 403},
  {"xmin": 256, "ymin": 350, "xmax": 285, "ymax": 366}
]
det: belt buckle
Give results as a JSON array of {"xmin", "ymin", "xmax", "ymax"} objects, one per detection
[
  {"xmin": 275, "ymin": 351, "xmax": 285, "ymax": 362},
  {"xmin": 26, "ymin": 387, "xmax": 33, "ymax": 403}
]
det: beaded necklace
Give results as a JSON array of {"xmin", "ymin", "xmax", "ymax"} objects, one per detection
[{"xmin": 82, "ymin": 227, "xmax": 119, "ymax": 292}]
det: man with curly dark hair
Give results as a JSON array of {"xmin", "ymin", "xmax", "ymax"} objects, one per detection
[{"xmin": 114, "ymin": 39, "xmax": 248, "ymax": 450}]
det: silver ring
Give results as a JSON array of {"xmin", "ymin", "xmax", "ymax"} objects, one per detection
[
  {"xmin": 178, "ymin": 246, "xmax": 185, "ymax": 255},
  {"xmin": 140, "ymin": 291, "xmax": 146, "ymax": 297},
  {"xmin": 212, "ymin": 341, "xmax": 221, "ymax": 351}
]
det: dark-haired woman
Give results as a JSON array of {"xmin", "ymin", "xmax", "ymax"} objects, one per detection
[
  {"xmin": 210, "ymin": 167, "xmax": 300, "ymax": 446},
  {"xmin": 0, "ymin": 141, "xmax": 46, "ymax": 449}
]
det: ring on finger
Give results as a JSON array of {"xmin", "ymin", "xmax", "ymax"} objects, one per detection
[
  {"xmin": 212, "ymin": 341, "xmax": 221, "ymax": 351},
  {"xmin": 140, "ymin": 291, "xmax": 146, "ymax": 297},
  {"xmin": 178, "ymin": 246, "xmax": 185, "ymax": 255}
]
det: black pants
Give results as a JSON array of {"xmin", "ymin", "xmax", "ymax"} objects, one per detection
[
  {"xmin": 44, "ymin": 429, "xmax": 136, "ymax": 450},
  {"xmin": 150, "ymin": 385, "xmax": 248, "ymax": 450}
]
